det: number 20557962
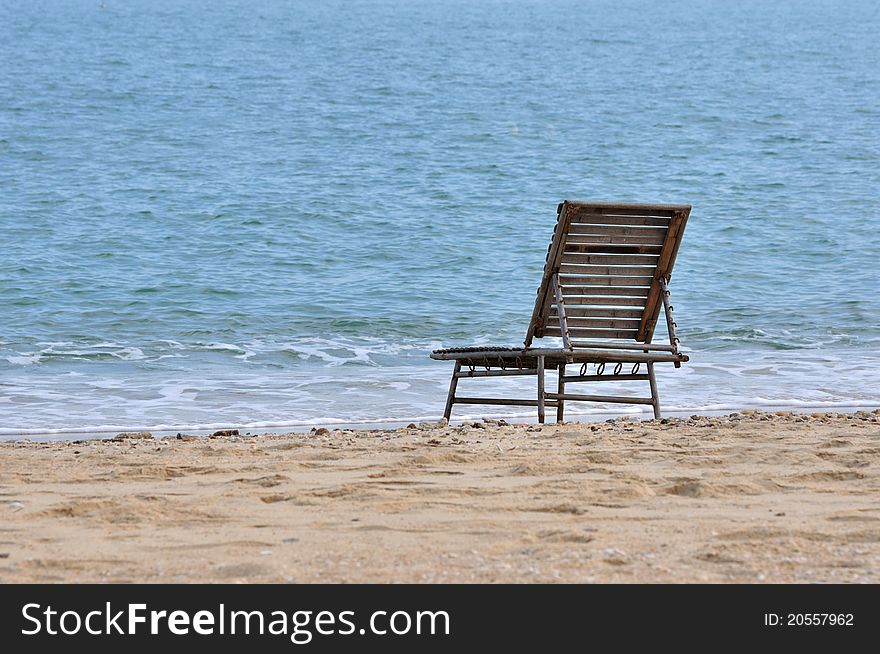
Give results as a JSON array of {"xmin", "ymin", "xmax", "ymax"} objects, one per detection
[{"xmin": 764, "ymin": 613, "xmax": 853, "ymax": 626}]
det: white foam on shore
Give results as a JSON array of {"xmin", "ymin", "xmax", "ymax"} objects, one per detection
[
  {"xmin": 1, "ymin": 348, "xmax": 878, "ymax": 441},
  {"xmin": 2, "ymin": 400, "xmax": 877, "ymax": 442}
]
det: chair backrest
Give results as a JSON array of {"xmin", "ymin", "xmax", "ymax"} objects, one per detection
[{"xmin": 525, "ymin": 201, "xmax": 690, "ymax": 347}]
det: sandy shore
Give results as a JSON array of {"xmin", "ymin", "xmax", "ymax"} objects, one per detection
[{"xmin": 1, "ymin": 410, "xmax": 878, "ymax": 583}]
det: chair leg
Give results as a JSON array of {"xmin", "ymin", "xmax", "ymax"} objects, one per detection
[
  {"xmin": 537, "ymin": 355, "xmax": 545, "ymax": 424},
  {"xmin": 647, "ymin": 361, "xmax": 661, "ymax": 419},
  {"xmin": 556, "ymin": 363, "xmax": 565, "ymax": 423},
  {"xmin": 443, "ymin": 361, "xmax": 461, "ymax": 421}
]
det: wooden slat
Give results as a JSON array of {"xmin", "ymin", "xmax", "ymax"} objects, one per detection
[
  {"xmin": 562, "ymin": 373, "xmax": 651, "ymax": 382},
  {"xmin": 568, "ymin": 234, "xmax": 665, "ymax": 247},
  {"xmin": 558, "ymin": 275, "xmax": 653, "ymax": 287},
  {"xmin": 569, "ymin": 213, "xmax": 671, "ymax": 227},
  {"xmin": 637, "ymin": 206, "xmax": 690, "ymax": 341},
  {"xmin": 545, "ymin": 326, "xmax": 639, "ymax": 339},
  {"xmin": 546, "ymin": 392, "xmax": 655, "ymax": 405},
  {"xmin": 575, "ymin": 225, "xmax": 669, "ymax": 237},
  {"xmin": 431, "ymin": 348, "xmax": 557, "ymax": 361},
  {"xmin": 566, "ymin": 203, "xmax": 678, "ymax": 218},
  {"xmin": 561, "ymin": 296, "xmax": 647, "ymax": 307},
  {"xmin": 567, "ymin": 226, "xmax": 668, "ymax": 245},
  {"xmin": 569, "ymin": 340, "xmax": 675, "ymax": 352},
  {"xmin": 550, "ymin": 307, "xmax": 644, "ymax": 319},
  {"xmin": 561, "ymin": 285, "xmax": 650, "ymax": 297},
  {"xmin": 563, "ymin": 225, "xmax": 668, "ymax": 237},
  {"xmin": 454, "ymin": 397, "xmax": 558, "ymax": 407},
  {"xmin": 562, "ymin": 317, "xmax": 642, "ymax": 329},
  {"xmin": 558, "ymin": 263, "xmax": 658, "ymax": 276},
  {"xmin": 563, "ymin": 242, "xmax": 663, "ymax": 254},
  {"xmin": 560, "ymin": 254, "xmax": 660, "ymax": 266}
]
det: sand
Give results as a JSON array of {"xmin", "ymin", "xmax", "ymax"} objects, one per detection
[{"xmin": 1, "ymin": 410, "xmax": 878, "ymax": 583}]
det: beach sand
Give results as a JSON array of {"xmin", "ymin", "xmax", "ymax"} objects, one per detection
[{"xmin": 1, "ymin": 410, "xmax": 878, "ymax": 583}]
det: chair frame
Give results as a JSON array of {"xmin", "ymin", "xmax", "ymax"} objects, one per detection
[{"xmin": 431, "ymin": 201, "xmax": 691, "ymax": 423}]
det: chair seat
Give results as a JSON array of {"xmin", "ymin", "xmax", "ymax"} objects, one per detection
[
  {"xmin": 431, "ymin": 346, "xmax": 525, "ymax": 356},
  {"xmin": 430, "ymin": 347, "xmax": 549, "ymax": 367},
  {"xmin": 430, "ymin": 346, "xmax": 687, "ymax": 364}
]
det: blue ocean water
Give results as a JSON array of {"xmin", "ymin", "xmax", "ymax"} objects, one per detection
[{"xmin": 1, "ymin": 0, "xmax": 878, "ymax": 437}]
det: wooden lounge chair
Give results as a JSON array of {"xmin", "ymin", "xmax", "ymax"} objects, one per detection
[{"xmin": 431, "ymin": 200, "xmax": 691, "ymax": 423}]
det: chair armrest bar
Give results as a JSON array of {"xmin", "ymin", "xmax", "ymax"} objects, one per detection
[
  {"xmin": 551, "ymin": 274, "xmax": 572, "ymax": 351},
  {"xmin": 570, "ymin": 341, "xmax": 676, "ymax": 352},
  {"xmin": 658, "ymin": 276, "xmax": 681, "ymax": 354}
]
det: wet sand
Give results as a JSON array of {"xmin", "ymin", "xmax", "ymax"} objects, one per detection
[{"xmin": 1, "ymin": 410, "xmax": 878, "ymax": 583}]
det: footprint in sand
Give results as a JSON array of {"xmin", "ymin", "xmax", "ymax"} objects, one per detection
[
  {"xmin": 235, "ymin": 474, "xmax": 290, "ymax": 488},
  {"xmin": 535, "ymin": 529, "xmax": 595, "ymax": 544},
  {"xmin": 795, "ymin": 470, "xmax": 865, "ymax": 482}
]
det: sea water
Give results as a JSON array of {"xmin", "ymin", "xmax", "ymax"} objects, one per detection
[{"xmin": 1, "ymin": 0, "xmax": 878, "ymax": 438}]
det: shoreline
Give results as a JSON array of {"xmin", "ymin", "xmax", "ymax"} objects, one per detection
[
  {"xmin": 1, "ymin": 409, "xmax": 879, "ymax": 583},
  {"xmin": 3, "ymin": 403, "xmax": 879, "ymax": 443}
]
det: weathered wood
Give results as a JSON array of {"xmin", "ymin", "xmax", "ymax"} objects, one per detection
[
  {"xmin": 537, "ymin": 355, "xmax": 545, "ymax": 423},
  {"xmin": 637, "ymin": 206, "xmax": 690, "ymax": 341},
  {"xmin": 563, "ymin": 240, "xmax": 664, "ymax": 253},
  {"xmin": 558, "ymin": 275, "xmax": 653, "ymax": 287},
  {"xmin": 560, "ymin": 253, "xmax": 660, "ymax": 265},
  {"xmin": 567, "ymin": 349, "xmax": 687, "ymax": 363},
  {"xmin": 429, "ymin": 347, "xmax": 564, "ymax": 360},
  {"xmin": 455, "ymin": 368, "xmax": 539, "ymax": 378},
  {"xmin": 569, "ymin": 224, "xmax": 668, "ymax": 236},
  {"xmin": 550, "ymin": 275, "xmax": 571, "ymax": 350},
  {"xmin": 560, "ymin": 296, "xmax": 647, "ymax": 307},
  {"xmin": 569, "ymin": 213, "xmax": 672, "ymax": 227},
  {"xmin": 563, "ymin": 224, "xmax": 668, "ymax": 236},
  {"xmin": 444, "ymin": 361, "xmax": 461, "ymax": 420},
  {"xmin": 556, "ymin": 363, "xmax": 565, "ymax": 422},
  {"xmin": 436, "ymin": 201, "xmax": 689, "ymax": 423},
  {"xmin": 433, "ymin": 346, "xmax": 685, "ymax": 364},
  {"xmin": 568, "ymin": 340, "xmax": 675, "ymax": 352},
  {"xmin": 664, "ymin": 209, "xmax": 691, "ymax": 285},
  {"xmin": 560, "ymin": 285, "xmax": 650, "ymax": 297},
  {"xmin": 526, "ymin": 203, "xmax": 573, "ymax": 345},
  {"xmin": 658, "ymin": 275, "xmax": 683, "ymax": 368},
  {"xmin": 562, "ymin": 373, "xmax": 651, "ymax": 383},
  {"xmin": 550, "ymin": 307, "xmax": 644, "ymax": 319},
  {"xmin": 648, "ymin": 361, "xmax": 661, "ymax": 418},
  {"xmin": 545, "ymin": 326, "xmax": 639, "ymax": 339},
  {"xmin": 431, "ymin": 350, "xmax": 528, "ymax": 361},
  {"xmin": 566, "ymin": 228, "xmax": 668, "ymax": 245},
  {"xmin": 563, "ymin": 317, "xmax": 642, "ymax": 329},
  {"xmin": 565, "ymin": 202, "xmax": 679, "ymax": 217},
  {"xmin": 557, "ymin": 264, "xmax": 660, "ymax": 276},
  {"xmin": 659, "ymin": 277, "xmax": 679, "ymax": 344},
  {"xmin": 545, "ymin": 392, "xmax": 655, "ymax": 405},
  {"xmin": 453, "ymin": 397, "xmax": 558, "ymax": 407}
]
